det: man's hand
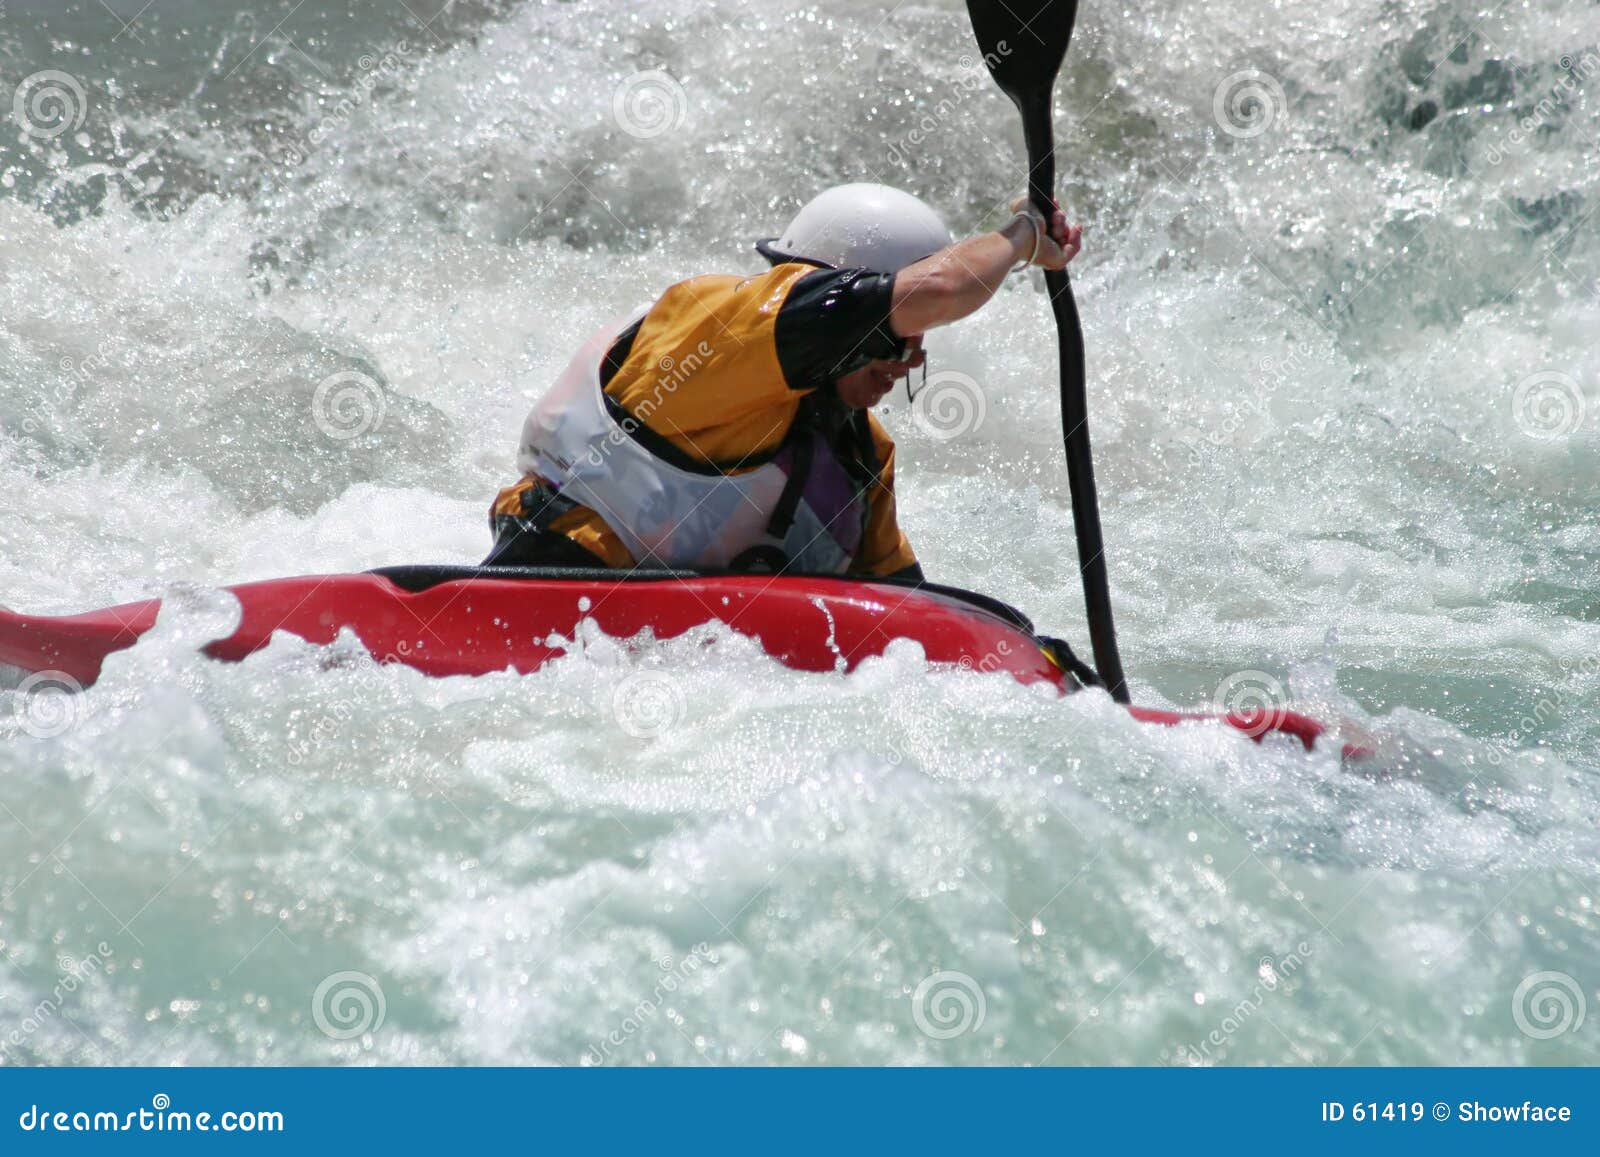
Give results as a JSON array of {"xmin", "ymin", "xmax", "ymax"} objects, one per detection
[{"xmin": 1008, "ymin": 197, "xmax": 1081, "ymax": 270}]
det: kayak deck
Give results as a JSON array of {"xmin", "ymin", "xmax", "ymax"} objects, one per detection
[{"xmin": 1, "ymin": 565, "xmax": 1359, "ymax": 755}]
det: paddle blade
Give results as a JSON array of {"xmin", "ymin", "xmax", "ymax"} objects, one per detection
[
  {"xmin": 966, "ymin": 0, "xmax": 1080, "ymax": 215},
  {"xmin": 965, "ymin": 0, "xmax": 1078, "ymax": 108}
]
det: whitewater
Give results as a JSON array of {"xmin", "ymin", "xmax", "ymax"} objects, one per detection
[{"xmin": 1, "ymin": 0, "xmax": 1597, "ymax": 1064}]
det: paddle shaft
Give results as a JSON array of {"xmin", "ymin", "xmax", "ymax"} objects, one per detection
[{"xmin": 1018, "ymin": 91, "xmax": 1128, "ymax": 702}]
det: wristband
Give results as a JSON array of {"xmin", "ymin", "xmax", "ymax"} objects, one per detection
[{"xmin": 1009, "ymin": 210, "xmax": 1043, "ymax": 272}]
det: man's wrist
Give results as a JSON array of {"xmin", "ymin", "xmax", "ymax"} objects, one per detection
[{"xmin": 1002, "ymin": 212, "xmax": 1043, "ymax": 270}]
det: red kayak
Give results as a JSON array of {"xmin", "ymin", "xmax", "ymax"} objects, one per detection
[{"xmin": 0, "ymin": 565, "xmax": 1362, "ymax": 755}]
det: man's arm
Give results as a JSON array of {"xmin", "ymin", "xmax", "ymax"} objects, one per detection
[
  {"xmin": 888, "ymin": 202, "xmax": 1081, "ymax": 337},
  {"xmin": 850, "ymin": 415, "xmax": 920, "ymax": 579}
]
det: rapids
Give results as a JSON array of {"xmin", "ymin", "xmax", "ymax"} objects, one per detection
[{"xmin": 1, "ymin": 0, "xmax": 1597, "ymax": 1063}]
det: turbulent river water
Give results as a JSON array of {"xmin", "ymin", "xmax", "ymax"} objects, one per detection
[{"xmin": 2, "ymin": 0, "xmax": 1598, "ymax": 1064}]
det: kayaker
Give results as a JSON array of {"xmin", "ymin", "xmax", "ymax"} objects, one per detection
[{"xmin": 486, "ymin": 182, "xmax": 1081, "ymax": 580}]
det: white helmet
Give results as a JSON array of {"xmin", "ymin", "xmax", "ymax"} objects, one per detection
[{"xmin": 757, "ymin": 183, "xmax": 952, "ymax": 274}]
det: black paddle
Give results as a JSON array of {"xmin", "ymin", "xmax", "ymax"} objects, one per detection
[{"xmin": 965, "ymin": 0, "xmax": 1129, "ymax": 702}]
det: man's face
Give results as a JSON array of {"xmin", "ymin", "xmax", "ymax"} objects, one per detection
[{"xmin": 834, "ymin": 335, "xmax": 926, "ymax": 409}]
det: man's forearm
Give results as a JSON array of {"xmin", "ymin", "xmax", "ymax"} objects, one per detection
[{"xmin": 888, "ymin": 217, "xmax": 1036, "ymax": 336}]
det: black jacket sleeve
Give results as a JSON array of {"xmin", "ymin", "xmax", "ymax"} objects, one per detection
[{"xmin": 772, "ymin": 268, "xmax": 902, "ymax": 391}]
